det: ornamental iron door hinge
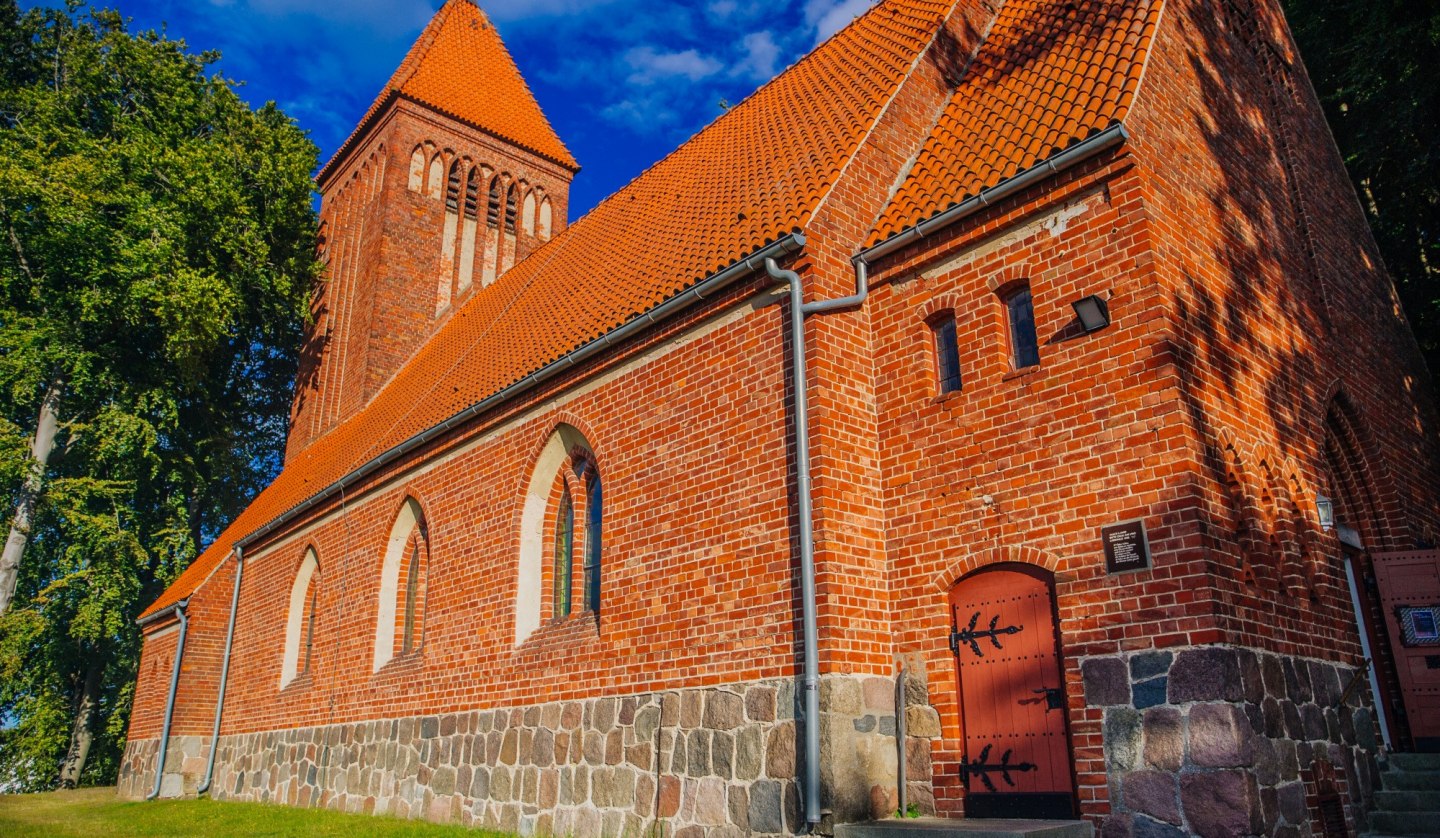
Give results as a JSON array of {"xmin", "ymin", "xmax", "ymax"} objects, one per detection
[
  {"xmin": 950, "ymin": 610, "xmax": 1023, "ymax": 658},
  {"xmin": 960, "ymin": 743, "xmax": 1037, "ymax": 793}
]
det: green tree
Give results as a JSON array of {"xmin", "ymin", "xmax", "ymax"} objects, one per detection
[
  {"xmin": 1284, "ymin": 0, "xmax": 1440, "ymax": 375},
  {"xmin": 0, "ymin": 0, "xmax": 318, "ymax": 790}
]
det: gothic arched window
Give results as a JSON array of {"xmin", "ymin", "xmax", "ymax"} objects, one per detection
[
  {"xmin": 374, "ymin": 498, "xmax": 428, "ymax": 670},
  {"xmin": 281, "ymin": 549, "xmax": 321, "ymax": 688},
  {"xmin": 517, "ymin": 426, "xmax": 603, "ymax": 643}
]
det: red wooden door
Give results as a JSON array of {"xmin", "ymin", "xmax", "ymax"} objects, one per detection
[
  {"xmin": 1374, "ymin": 550, "xmax": 1440, "ymax": 751},
  {"xmin": 950, "ymin": 565, "xmax": 1076, "ymax": 819}
]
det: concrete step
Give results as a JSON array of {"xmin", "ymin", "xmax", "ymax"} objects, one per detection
[
  {"xmin": 1382, "ymin": 770, "xmax": 1440, "ymax": 791},
  {"xmin": 835, "ymin": 818, "xmax": 1093, "ymax": 838},
  {"xmin": 1388, "ymin": 753, "xmax": 1440, "ymax": 773},
  {"xmin": 1375, "ymin": 790, "xmax": 1440, "ymax": 811},
  {"xmin": 1368, "ymin": 811, "xmax": 1440, "ymax": 836}
]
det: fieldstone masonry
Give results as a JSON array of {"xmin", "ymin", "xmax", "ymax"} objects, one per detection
[
  {"xmin": 1082, "ymin": 645, "xmax": 1381, "ymax": 838},
  {"xmin": 119, "ymin": 675, "xmax": 910, "ymax": 836}
]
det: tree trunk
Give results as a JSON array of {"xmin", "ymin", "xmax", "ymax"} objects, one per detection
[
  {"xmin": 57, "ymin": 655, "xmax": 102, "ymax": 789},
  {"xmin": 0, "ymin": 373, "xmax": 63, "ymax": 617}
]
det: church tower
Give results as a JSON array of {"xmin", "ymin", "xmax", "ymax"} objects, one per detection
[{"xmin": 287, "ymin": 0, "xmax": 578, "ymax": 459}]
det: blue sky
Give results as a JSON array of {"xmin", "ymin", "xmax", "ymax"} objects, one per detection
[{"xmin": 21, "ymin": 0, "xmax": 880, "ymax": 218}]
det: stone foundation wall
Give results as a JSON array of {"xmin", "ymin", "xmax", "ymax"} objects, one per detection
[
  {"xmin": 118, "ymin": 675, "xmax": 909, "ymax": 836},
  {"xmin": 1082, "ymin": 645, "xmax": 1382, "ymax": 838}
]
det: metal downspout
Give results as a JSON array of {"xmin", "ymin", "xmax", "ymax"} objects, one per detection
[
  {"xmin": 198, "ymin": 547, "xmax": 244, "ymax": 795},
  {"xmin": 1343, "ymin": 555, "xmax": 1393, "ymax": 751},
  {"xmin": 146, "ymin": 600, "xmax": 190, "ymax": 801},
  {"xmin": 764, "ymin": 254, "xmax": 872, "ymax": 828}
]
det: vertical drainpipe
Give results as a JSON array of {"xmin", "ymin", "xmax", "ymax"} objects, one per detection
[
  {"xmin": 146, "ymin": 600, "xmax": 190, "ymax": 800},
  {"xmin": 1342, "ymin": 555, "xmax": 1393, "ymax": 751},
  {"xmin": 764, "ymin": 255, "xmax": 871, "ymax": 828},
  {"xmin": 198, "ymin": 546, "xmax": 244, "ymax": 795}
]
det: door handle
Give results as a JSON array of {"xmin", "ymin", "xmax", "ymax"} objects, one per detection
[{"xmin": 1033, "ymin": 687, "xmax": 1063, "ymax": 711}]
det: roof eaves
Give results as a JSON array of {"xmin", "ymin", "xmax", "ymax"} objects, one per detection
[{"xmin": 227, "ymin": 232, "xmax": 807, "ymax": 559}]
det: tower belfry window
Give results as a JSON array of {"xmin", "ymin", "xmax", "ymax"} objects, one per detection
[
  {"xmin": 487, "ymin": 180, "xmax": 502, "ymax": 229},
  {"xmin": 504, "ymin": 184, "xmax": 518, "ymax": 234},
  {"xmin": 445, "ymin": 161, "xmax": 462, "ymax": 212},
  {"xmin": 463, "ymin": 168, "xmax": 480, "ymax": 220}
]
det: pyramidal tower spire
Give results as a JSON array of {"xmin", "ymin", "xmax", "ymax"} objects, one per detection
[{"xmin": 288, "ymin": 0, "xmax": 579, "ymax": 461}]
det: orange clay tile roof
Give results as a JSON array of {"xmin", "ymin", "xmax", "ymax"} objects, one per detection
[
  {"xmin": 141, "ymin": 0, "xmax": 958, "ymax": 619},
  {"xmin": 869, "ymin": 0, "xmax": 1162, "ymax": 244},
  {"xmin": 319, "ymin": 0, "xmax": 578, "ymax": 180}
]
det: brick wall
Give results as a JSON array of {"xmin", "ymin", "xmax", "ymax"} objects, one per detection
[{"xmin": 122, "ymin": 0, "xmax": 1440, "ymax": 835}]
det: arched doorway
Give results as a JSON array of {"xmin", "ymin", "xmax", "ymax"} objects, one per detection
[{"xmin": 949, "ymin": 563, "xmax": 1076, "ymax": 819}]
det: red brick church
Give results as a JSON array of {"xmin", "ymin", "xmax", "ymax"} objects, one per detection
[{"xmin": 119, "ymin": 1, "xmax": 1440, "ymax": 836}]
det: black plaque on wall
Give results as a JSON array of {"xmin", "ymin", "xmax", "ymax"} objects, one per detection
[{"xmin": 1103, "ymin": 519, "xmax": 1151, "ymax": 574}]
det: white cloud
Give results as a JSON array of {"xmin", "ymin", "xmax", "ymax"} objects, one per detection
[
  {"xmin": 731, "ymin": 31, "xmax": 781, "ymax": 82},
  {"xmin": 624, "ymin": 46, "xmax": 724, "ymax": 85},
  {"xmin": 475, "ymin": 0, "xmax": 623, "ymax": 22},
  {"xmin": 803, "ymin": 0, "xmax": 875, "ymax": 43},
  {"xmin": 215, "ymin": 0, "xmax": 434, "ymax": 32}
]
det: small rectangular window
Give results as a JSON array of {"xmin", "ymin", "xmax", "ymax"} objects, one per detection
[
  {"xmin": 932, "ymin": 316, "xmax": 962, "ymax": 394},
  {"xmin": 1006, "ymin": 288, "xmax": 1040, "ymax": 369}
]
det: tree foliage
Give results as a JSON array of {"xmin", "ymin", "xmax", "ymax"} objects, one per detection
[
  {"xmin": 0, "ymin": 0, "xmax": 318, "ymax": 790},
  {"xmin": 1284, "ymin": 0, "xmax": 1440, "ymax": 375}
]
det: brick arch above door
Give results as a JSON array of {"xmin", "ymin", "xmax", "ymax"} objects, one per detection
[{"xmin": 932, "ymin": 543, "xmax": 1062, "ymax": 592}]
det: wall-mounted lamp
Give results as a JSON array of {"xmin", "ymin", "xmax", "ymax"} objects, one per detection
[
  {"xmin": 1072, "ymin": 294, "xmax": 1111, "ymax": 333},
  {"xmin": 1316, "ymin": 495, "xmax": 1335, "ymax": 532}
]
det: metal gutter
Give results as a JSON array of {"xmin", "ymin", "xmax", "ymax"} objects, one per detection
[
  {"xmin": 857, "ymin": 124, "xmax": 1130, "ymax": 266},
  {"xmin": 231, "ymin": 233, "xmax": 807, "ymax": 554},
  {"xmin": 146, "ymin": 600, "xmax": 190, "ymax": 801},
  {"xmin": 198, "ymin": 547, "xmax": 244, "ymax": 795}
]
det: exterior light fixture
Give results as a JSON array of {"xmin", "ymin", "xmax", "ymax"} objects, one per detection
[
  {"xmin": 1316, "ymin": 495, "xmax": 1335, "ymax": 532},
  {"xmin": 1072, "ymin": 294, "xmax": 1111, "ymax": 333}
]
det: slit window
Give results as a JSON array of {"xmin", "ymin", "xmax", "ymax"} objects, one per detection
[
  {"xmin": 584, "ymin": 470, "xmax": 602, "ymax": 613},
  {"xmin": 554, "ymin": 486, "xmax": 574, "ymax": 619},
  {"xmin": 402, "ymin": 540, "xmax": 420, "ymax": 654},
  {"xmin": 1004, "ymin": 287, "xmax": 1040, "ymax": 369},
  {"xmin": 931, "ymin": 314, "xmax": 962, "ymax": 394}
]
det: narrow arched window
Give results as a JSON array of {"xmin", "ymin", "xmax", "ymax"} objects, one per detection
[
  {"xmin": 585, "ymin": 469, "xmax": 602, "ymax": 613},
  {"xmin": 538, "ymin": 198, "xmax": 553, "ymax": 240},
  {"xmin": 518, "ymin": 426, "xmax": 600, "ymax": 643},
  {"xmin": 554, "ymin": 486, "xmax": 574, "ymax": 620},
  {"xmin": 929, "ymin": 312, "xmax": 961, "ymax": 394},
  {"xmin": 402, "ymin": 538, "xmax": 421, "ymax": 653},
  {"xmin": 304, "ymin": 583, "xmax": 317, "ymax": 675},
  {"xmin": 374, "ymin": 498, "xmax": 427, "ymax": 671},
  {"xmin": 1003, "ymin": 285, "xmax": 1040, "ymax": 369},
  {"xmin": 281, "ymin": 549, "xmax": 321, "ymax": 688},
  {"xmin": 504, "ymin": 184, "xmax": 519, "ymax": 234}
]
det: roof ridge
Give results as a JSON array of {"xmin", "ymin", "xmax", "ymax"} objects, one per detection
[
  {"xmin": 806, "ymin": 0, "xmax": 981, "ymax": 233},
  {"xmin": 569, "ymin": 0, "xmax": 944, "ymax": 230}
]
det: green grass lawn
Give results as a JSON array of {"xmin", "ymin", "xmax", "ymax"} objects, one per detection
[{"xmin": 0, "ymin": 787, "xmax": 511, "ymax": 837}]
